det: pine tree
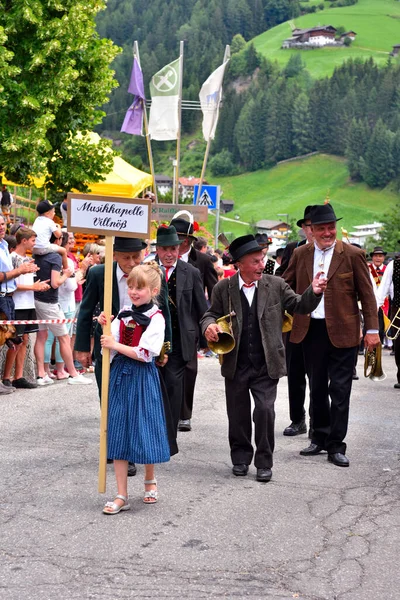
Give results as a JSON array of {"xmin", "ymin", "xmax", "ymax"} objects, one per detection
[
  {"xmin": 345, "ymin": 119, "xmax": 369, "ymax": 180},
  {"xmin": 363, "ymin": 120, "xmax": 394, "ymax": 188},
  {"xmin": 292, "ymin": 93, "xmax": 313, "ymax": 156}
]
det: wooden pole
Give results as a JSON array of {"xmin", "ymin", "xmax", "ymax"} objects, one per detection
[
  {"xmin": 196, "ymin": 45, "xmax": 230, "ymax": 205},
  {"xmin": 98, "ymin": 235, "xmax": 114, "ymax": 493},
  {"xmin": 134, "ymin": 41, "xmax": 158, "ymax": 203},
  {"xmin": 174, "ymin": 41, "xmax": 184, "ymax": 204}
]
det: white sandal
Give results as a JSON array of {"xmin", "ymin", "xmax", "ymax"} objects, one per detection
[
  {"xmin": 143, "ymin": 479, "xmax": 158, "ymax": 504},
  {"xmin": 103, "ymin": 494, "xmax": 130, "ymax": 515}
]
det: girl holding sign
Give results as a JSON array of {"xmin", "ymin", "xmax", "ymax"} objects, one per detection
[{"xmin": 99, "ymin": 263, "xmax": 170, "ymax": 515}]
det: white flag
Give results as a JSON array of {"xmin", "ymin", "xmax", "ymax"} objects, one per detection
[
  {"xmin": 148, "ymin": 57, "xmax": 181, "ymax": 141},
  {"xmin": 199, "ymin": 60, "xmax": 229, "ymax": 142}
]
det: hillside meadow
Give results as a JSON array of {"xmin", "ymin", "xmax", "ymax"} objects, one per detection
[
  {"xmin": 211, "ymin": 154, "xmax": 399, "ymax": 238},
  {"xmin": 252, "ymin": 0, "xmax": 400, "ymax": 78}
]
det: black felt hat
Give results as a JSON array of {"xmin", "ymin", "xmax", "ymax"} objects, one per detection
[
  {"xmin": 370, "ymin": 246, "xmax": 387, "ymax": 256},
  {"xmin": 254, "ymin": 233, "xmax": 272, "ymax": 248},
  {"xmin": 310, "ymin": 204, "xmax": 342, "ymax": 225},
  {"xmin": 296, "ymin": 205, "xmax": 314, "ymax": 228},
  {"xmin": 113, "ymin": 237, "xmax": 147, "ymax": 252},
  {"xmin": 229, "ymin": 235, "xmax": 262, "ymax": 262},
  {"xmin": 170, "ymin": 217, "xmax": 196, "ymax": 239},
  {"xmin": 156, "ymin": 225, "xmax": 183, "ymax": 247}
]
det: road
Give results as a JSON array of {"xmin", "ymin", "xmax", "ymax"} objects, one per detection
[{"xmin": 1, "ymin": 349, "xmax": 399, "ymax": 599}]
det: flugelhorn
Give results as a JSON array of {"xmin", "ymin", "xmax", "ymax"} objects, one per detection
[
  {"xmin": 385, "ymin": 307, "xmax": 400, "ymax": 341},
  {"xmin": 364, "ymin": 343, "xmax": 386, "ymax": 381},
  {"xmin": 208, "ymin": 312, "xmax": 236, "ymax": 355}
]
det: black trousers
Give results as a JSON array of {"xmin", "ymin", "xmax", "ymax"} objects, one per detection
[
  {"xmin": 159, "ymin": 335, "xmax": 187, "ymax": 435},
  {"xmin": 180, "ymin": 344, "xmax": 198, "ymax": 421},
  {"xmin": 302, "ymin": 319, "xmax": 357, "ymax": 455},
  {"xmin": 285, "ymin": 335, "xmax": 308, "ymax": 423},
  {"xmin": 225, "ymin": 362, "xmax": 278, "ymax": 469}
]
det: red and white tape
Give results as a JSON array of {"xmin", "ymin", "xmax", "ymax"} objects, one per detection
[{"xmin": 0, "ymin": 318, "xmax": 77, "ymax": 325}]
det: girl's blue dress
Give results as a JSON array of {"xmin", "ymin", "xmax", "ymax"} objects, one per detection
[{"xmin": 107, "ymin": 306, "xmax": 170, "ymax": 465}]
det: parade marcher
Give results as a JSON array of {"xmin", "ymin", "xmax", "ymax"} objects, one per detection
[
  {"xmin": 201, "ymin": 234, "xmax": 326, "ymax": 482},
  {"xmin": 368, "ymin": 246, "xmax": 388, "ymax": 343},
  {"xmin": 75, "ymin": 236, "xmax": 176, "ymax": 474},
  {"xmin": 284, "ymin": 204, "xmax": 380, "ymax": 467},
  {"xmin": 254, "ymin": 233, "xmax": 275, "ymax": 275},
  {"xmin": 376, "ymin": 247, "xmax": 400, "ymax": 389},
  {"xmin": 170, "ymin": 216, "xmax": 218, "ymax": 431},
  {"xmin": 156, "ymin": 225, "xmax": 208, "ymax": 435},
  {"xmin": 0, "ymin": 215, "xmax": 39, "ymax": 394},
  {"xmin": 100, "ymin": 263, "xmax": 170, "ymax": 515},
  {"xmin": 276, "ymin": 206, "xmax": 314, "ymax": 437}
]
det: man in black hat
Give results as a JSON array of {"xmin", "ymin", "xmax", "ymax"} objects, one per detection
[
  {"xmin": 201, "ymin": 234, "xmax": 326, "ymax": 483},
  {"xmin": 376, "ymin": 246, "xmax": 400, "ymax": 389},
  {"xmin": 284, "ymin": 204, "xmax": 380, "ymax": 467},
  {"xmin": 170, "ymin": 216, "xmax": 218, "ymax": 431},
  {"xmin": 368, "ymin": 246, "xmax": 388, "ymax": 343},
  {"xmin": 156, "ymin": 225, "xmax": 208, "ymax": 435},
  {"xmin": 276, "ymin": 206, "xmax": 315, "ymax": 437},
  {"xmin": 254, "ymin": 233, "xmax": 275, "ymax": 275}
]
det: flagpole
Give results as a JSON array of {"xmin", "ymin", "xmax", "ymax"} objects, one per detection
[
  {"xmin": 174, "ymin": 40, "xmax": 184, "ymax": 204},
  {"xmin": 134, "ymin": 41, "xmax": 158, "ymax": 203},
  {"xmin": 196, "ymin": 45, "xmax": 230, "ymax": 205}
]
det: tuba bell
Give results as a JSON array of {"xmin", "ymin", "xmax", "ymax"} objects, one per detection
[
  {"xmin": 208, "ymin": 312, "xmax": 236, "ymax": 355},
  {"xmin": 385, "ymin": 307, "xmax": 400, "ymax": 341},
  {"xmin": 364, "ymin": 343, "xmax": 386, "ymax": 381}
]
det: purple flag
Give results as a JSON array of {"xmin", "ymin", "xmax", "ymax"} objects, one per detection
[{"xmin": 121, "ymin": 57, "xmax": 145, "ymax": 135}]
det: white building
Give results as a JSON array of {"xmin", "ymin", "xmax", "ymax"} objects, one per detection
[{"xmin": 348, "ymin": 222, "xmax": 383, "ymax": 246}]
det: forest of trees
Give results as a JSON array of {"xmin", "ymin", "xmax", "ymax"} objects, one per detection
[
  {"xmin": 211, "ymin": 56, "xmax": 400, "ymax": 189},
  {"xmin": 96, "ymin": 0, "xmax": 301, "ymax": 131}
]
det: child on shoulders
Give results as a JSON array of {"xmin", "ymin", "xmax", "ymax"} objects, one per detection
[
  {"xmin": 100, "ymin": 262, "xmax": 170, "ymax": 515},
  {"xmin": 32, "ymin": 200, "xmax": 68, "ymax": 270}
]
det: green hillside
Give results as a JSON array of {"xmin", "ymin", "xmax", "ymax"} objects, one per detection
[
  {"xmin": 252, "ymin": 0, "xmax": 400, "ymax": 78},
  {"xmin": 212, "ymin": 154, "xmax": 399, "ymax": 238}
]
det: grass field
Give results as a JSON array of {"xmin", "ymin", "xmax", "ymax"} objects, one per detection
[
  {"xmin": 252, "ymin": 0, "xmax": 400, "ymax": 78},
  {"xmin": 212, "ymin": 154, "xmax": 399, "ymax": 238}
]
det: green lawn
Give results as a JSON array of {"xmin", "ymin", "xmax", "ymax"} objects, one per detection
[
  {"xmin": 212, "ymin": 154, "xmax": 399, "ymax": 238},
  {"xmin": 252, "ymin": 0, "xmax": 400, "ymax": 78}
]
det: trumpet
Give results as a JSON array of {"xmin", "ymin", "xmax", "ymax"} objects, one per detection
[
  {"xmin": 364, "ymin": 343, "xmax": 386, "ymax": 381},
  {"xmin": 385, "ymin": 307, "xmax": 400, "ymax": 341}
]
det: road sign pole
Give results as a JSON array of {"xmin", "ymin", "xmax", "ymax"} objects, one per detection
[{"xmin": 215, "ymin": 186, "xmax": 220, "ymax": 248}]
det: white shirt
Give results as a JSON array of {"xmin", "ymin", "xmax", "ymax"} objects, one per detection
[
  {"xmin": 238, "ymin": 272, "xmax": 258, "ymax": 306},
  {"xmin": 311, "ymin": 242, "xmax": 336, "ymax": 319},
  {"xmin": 162, "ymin": 261, "xmax": 177, "ymax": 281},
  {"xmin": 109, "ymin": 304, "xmax": 165, "ymax": 362},
  {"xmin": 376, "ymin": 260, "xmax": 394, "ymax": 307},
  {"xmin": 179, "ymin": 249, "xmax": 190, "ymax": 263},
  {"xmin": 58, "ymin": 257, "xmax": 78, "ymax": 313},
  {"xmin": 116, "ymin": 264, "xmax": 131, "ymax": 310},
  {"xmin": 32, "ymin": 216, "xmax": 57, "ymax": 249},
  {"xmin": 11, "ymin": 252, "xmax": 35, "ymax": 309}
]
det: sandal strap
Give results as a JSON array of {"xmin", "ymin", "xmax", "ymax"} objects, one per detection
[
  {"xmin": 115, "ymin": 494, "xmax": 128, "ymax": 502},
  {"xmin": 144, "ymin": 490, "xmax": 158, "ymax": 499},
  {"xmin": 144, "ymin": 479, "xmax": 157, "ymax": 485}
]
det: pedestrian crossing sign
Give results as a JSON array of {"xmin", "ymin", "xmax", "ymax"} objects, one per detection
[{"xmin": 193, "ymin": 184, "xmax": 220, "ymax": 210}]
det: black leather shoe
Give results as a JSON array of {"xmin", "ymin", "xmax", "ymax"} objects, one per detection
[
  {"xmin": 300, "ymin": 443, "xmax": 324, "ymax": 456},
  {"xmin": 328, "ymin": 452, "xmax": 350, "ymax": 467},
  {"xmin": 232, "ymin": 464, "xmax": 248, "ymax": 476},
  {"xmin": 256, "ymin": 468, "xmax": 272, "ymax": 482},
  {"xmin": 394, "ymin": 383, "xmax": 400, "ymax": 389},
  {"xmin": 283, "ymin": 420, "xmax": 307, "ymax": 436},
  {"xmin": 127, "ymin": 462, "xmax": 137, "ymax": 476},
  {"xmin": 178, "ymin": 419, "xmax": 191, "ymax": 431}
]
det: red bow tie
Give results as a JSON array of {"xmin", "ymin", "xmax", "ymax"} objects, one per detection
[
  {"xmin": 123, "ymin": 274, "xmax": 128, "ymax": 278},
  {"xmin": 243, "ymin": 283, "xmax": 255, "ymax": 289}
]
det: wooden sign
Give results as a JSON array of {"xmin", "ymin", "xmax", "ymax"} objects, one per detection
[
  {"xmin": 67, "ymin": 193, "xmax": 151, "ymax": 238},
  {"xmin": 151, "ymin": 203, "xmax": 208, "ymax": 222}
]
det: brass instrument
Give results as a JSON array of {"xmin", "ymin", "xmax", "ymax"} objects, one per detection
[
  {"xmin": 208, "ymin": 312, "xmax": 236, "ymax": 356},
  {"xmin": 364, "ymin": 344, "xmax": 386, "ymax": 381},
  {"xmin": 282, "ymin": 311, "xmax": 293, "ymax": 333},
  {"xmin": 157, "ymin": 341, "xmax": 171, "ymax": 362},
  {"xmin": 385, "ymin": 307, "xmax": 400, "ymax": 341}
]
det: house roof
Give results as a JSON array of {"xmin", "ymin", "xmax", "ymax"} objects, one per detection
[
  {"xmin": 293, "ymin": 25, "xmax": 337, "ymax": 36},
  {"xmin": 393, "ymin": 44, "xmax": 400, "ymax": 48},
  {"xmin": 179, "ymin": 177, "xmax": 208, "ymax": 187},
  {"xmin": 155, "ymin": 174, "xmax": 173, "ymax": 183},
  {"xmin": 341, "ymin": 31, "xmax": 357, "ymax": 36},
  {"xmin": 256, "ymin": 219, "xmax": 288, "ymax": 229}
]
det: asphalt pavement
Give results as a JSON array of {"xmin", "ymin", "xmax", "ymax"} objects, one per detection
[{"xmin": 1, "ymin": 349, "xmax": 399, "ymax": 599}]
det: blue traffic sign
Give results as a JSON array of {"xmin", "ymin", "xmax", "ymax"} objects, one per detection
[{"xmin": 193, "ymin": 184, "xmax": 220, "ymax": 210}]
